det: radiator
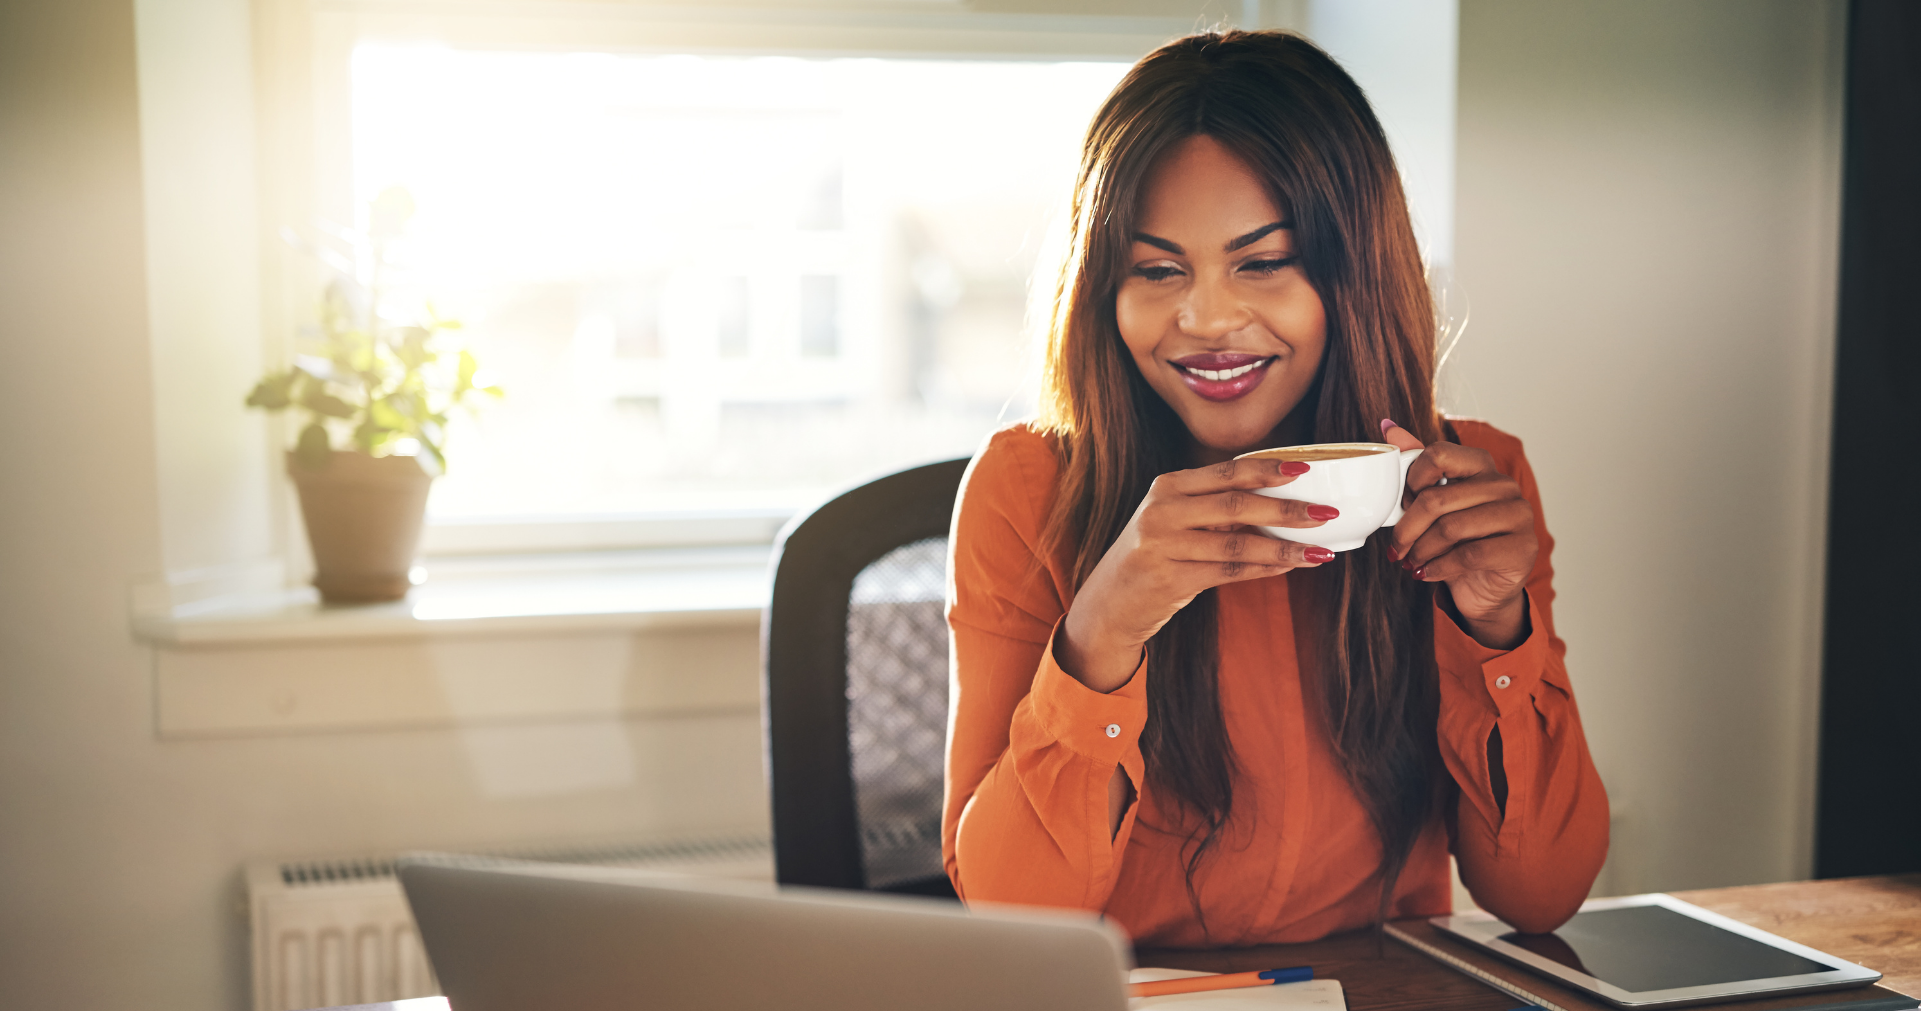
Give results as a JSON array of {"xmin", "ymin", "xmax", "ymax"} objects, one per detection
[{"xmin": 245, "ymin": 834, "xmax": 773, "ymax": 1011}]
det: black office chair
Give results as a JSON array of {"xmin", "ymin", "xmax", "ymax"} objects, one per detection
[{"xmin": 762, "ymin": 457, "xmax": 971, "ymax": 899}]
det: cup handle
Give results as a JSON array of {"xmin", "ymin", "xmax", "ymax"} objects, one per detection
[{"xmin": 1382, "ymin": 448, "xmax": 1425, "ymax": 528}]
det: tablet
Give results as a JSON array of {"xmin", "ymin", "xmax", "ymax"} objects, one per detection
[{"xmin": 1431, "ymin": 894, "xmax": 1885, "ymax": 1009}]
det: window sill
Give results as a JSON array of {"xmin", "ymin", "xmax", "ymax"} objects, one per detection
[{"xmin": 133, "ymin": 546, "xmax": 772, "ymax": 647}]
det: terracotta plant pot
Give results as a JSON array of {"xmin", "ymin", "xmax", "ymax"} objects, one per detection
[{"xmin": 288, "ymin": 451, "xmax": 433, "ymax": 603}]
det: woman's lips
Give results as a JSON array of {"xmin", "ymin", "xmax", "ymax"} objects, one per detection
[{"xmin": 1172, "ymin": 353, "xmax": 1275, "ymax": 402}]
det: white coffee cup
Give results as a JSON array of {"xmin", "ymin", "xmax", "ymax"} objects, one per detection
[{"xmin": 1235, "ymin": 442, "xmax": 1424, "ymax": 552}]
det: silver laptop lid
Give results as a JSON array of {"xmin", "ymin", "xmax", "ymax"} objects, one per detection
[{"xmin": 398, "ymin": 857, "xmax": 1131, "ymax": 1011}]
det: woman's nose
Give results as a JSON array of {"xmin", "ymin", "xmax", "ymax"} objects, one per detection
[{"xmin": 1177, "ymin": 275, "xmax": 1252, "ymax": 340}]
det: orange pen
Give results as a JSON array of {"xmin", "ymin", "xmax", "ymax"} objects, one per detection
[{"xmin": 1129, "ymin": 966, "xmax": 1314, "ymax": 998}]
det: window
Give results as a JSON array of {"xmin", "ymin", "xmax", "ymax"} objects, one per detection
[{"xmin": 344, "ymin": 46, "xmax": 1129, "ymax": 532}]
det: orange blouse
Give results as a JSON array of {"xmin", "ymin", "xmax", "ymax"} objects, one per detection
[{"xmin": 941, "ymin": 419, "xmax": 1608, "ymax": 946}]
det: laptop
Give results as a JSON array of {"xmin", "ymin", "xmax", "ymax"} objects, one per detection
[{"xmin": 397, "ymin": 856, "xmax": 1132, "ymax": 1011}]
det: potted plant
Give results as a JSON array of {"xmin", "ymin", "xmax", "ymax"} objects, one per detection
[{"xmin": 247, "ymin": 189, "xmax": 501, "ymax": 603}]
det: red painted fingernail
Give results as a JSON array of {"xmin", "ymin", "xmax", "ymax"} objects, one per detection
[
  {"xmin": 1399, "ymin": 558, "xmax": 1414, "ymax": 571},
  {"xmin": 1279, "ymin": 461, "xmax": 1310, "ymax": 476},
  {"xmin": 1380, "ymin": 418, "xmax": 1400, "ymax": 433},
  {"xmin": 1304, "ymin": 546, "xmax": 1335, "ymax": 563},
  {"xmin": 1386, "ymin": 543, "xmax": 1402, "ymax": 561},
  {"xmin": 1412, "ymin": 565, "xmax": 1427, "ymax": 580},
  {"xmin": 1306, "ymin": 504, "xmax": 1339, "ymax": 520}
]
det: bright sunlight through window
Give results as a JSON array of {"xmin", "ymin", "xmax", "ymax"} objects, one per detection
[{"xmin": 350, "ymin": 47, "xmax": 1129, "ymax": 521}]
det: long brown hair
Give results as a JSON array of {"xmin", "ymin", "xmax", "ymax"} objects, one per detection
[{"xmin": 1035, "ymin": 30, "xmax": 1443, "ymax": 928}]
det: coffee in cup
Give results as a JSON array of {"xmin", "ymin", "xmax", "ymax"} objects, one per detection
[{"xmin": 1235, "ymin": 442, "xmax": 1424, "ymax": 552}]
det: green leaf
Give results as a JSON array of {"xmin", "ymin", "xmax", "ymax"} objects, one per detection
[
  {"xmin": 454, "ymin": 349, "xmax": 478, "ymax": 396},
  {"xmin": 422, "ymin": 301, "xmax": 462, "ymax": 331},
  {"xmin": 395, "ymin": 327, "xmax": 433, "ymax": 369},
  {"xmin": 294, "ymin": 423, "xmax": 332, "ymax": 470},
  {"xmin": 353, "ymin": 419, "xmax": 391, "ymax": 454},
  {"xmin": 245, "ymin": 370, "xmax": 296, "ymax": 410},
  {"xmin": 300, "ymin": 386, "xmax": 357, "ymax": 419},
  {"xmin": 369, "ymin": 398, "xmax": 408, "ymax": 432},
  {"xmin": 418, "ymin": 437, "xmax": 447, "ymax": 476}
]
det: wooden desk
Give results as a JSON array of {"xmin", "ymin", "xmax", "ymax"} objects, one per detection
[
  {"xmin": 302, "ymin": 875, "xmax": 1921, "ymax": 1011},
  {"xmin": 1138, "ymin": 874, "xmax": 1921, "ymax": 1011},
  {"xmin": 1672, "ymin": 875, "xmax": 1921, "ymax": 999}
]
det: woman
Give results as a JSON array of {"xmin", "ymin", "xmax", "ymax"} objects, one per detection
[{"xmin": 942, "ymin": 30, "xmax": 1607, "ymax": 947}]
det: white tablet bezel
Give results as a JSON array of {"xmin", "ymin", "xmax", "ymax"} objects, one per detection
[{"xmin": 1431, "ymin": 893, "xmax": 1884, "ymax": 1009}]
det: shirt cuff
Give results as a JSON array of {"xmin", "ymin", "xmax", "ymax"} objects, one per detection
[
  {"xmin": 1435, "ymin": 593, "xmax": 1549, "ymax": 719},
  {"xmin": 1029, "ymin": 619, "xmax": 1149, "ymax": 765}
]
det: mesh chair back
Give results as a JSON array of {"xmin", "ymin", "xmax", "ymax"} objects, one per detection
[
  {"xmin": 847, "ymin": 537, "xmax": 949, "ymax": 888},
  {"xmin": 763, "ymin": 458, "xmax": 969, "ymax": 896}
]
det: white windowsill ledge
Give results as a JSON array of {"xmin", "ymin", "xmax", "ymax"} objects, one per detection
[{"xmin": 133, "ymin": 546, "xmax": 773, "ymax": 647}]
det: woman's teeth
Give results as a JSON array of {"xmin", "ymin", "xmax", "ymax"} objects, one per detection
[{"xmin": 1182, "ymin": 360, "xmax": 1266, "ymax": 381}]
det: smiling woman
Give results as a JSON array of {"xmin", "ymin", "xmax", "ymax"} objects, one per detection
[
  {"xmin": 943, "ymin": 29, "xmax": 1609, "ymax": 948},
  {"xmin": 1117, "ymin": 137, "xmax": 1327, "ymax": 449}
]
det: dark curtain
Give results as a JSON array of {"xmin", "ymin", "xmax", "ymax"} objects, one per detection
[{"xmin": 1816, "ymin": 0, "xmax": 1921, "ymax": 878}]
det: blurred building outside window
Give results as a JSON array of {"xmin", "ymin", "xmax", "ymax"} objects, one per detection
[{"xmin": 346, "ymin": 47, "xmax": 1129, "ymax": 547}]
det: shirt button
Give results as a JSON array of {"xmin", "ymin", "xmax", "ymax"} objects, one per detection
[
  {"xmin": 1105, "ymin": 723, "xmax": 1121, "ymax": 738},
  {"xmin": 1494, "ymin": 675, "xmax": 1512, "ymax": 689}
]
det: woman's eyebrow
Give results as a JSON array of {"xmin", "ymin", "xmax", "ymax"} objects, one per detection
[
  {"xmin": 1131, "ymin": 231, "xmax": 1183, "ymax": 254},
  {"xmin": 1226, "ymin": 221, "xmax": 1290, "ymax": 251},
  {"xmin": 1130, "ymin": 221, "xmax": 1293, "ymax": 256}
]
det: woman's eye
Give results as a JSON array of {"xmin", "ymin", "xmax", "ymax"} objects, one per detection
[
  {"xmin": 1132, "ymin": 264, "xmax": 1183, "ymax": 282},
  {"xmin": 1241, "ymin": 256, "xmax": 1297, "ymax": 276}
]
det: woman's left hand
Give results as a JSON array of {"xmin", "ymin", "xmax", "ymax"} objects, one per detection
[{"xmin": 1381, "ymin": 421, "xmax": 1537, "ymax": 650}]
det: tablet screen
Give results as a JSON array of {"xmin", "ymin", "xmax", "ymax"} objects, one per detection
[{"xmin": 1499, "ymin": 905, "xmax": 1836, "ymax": 992}]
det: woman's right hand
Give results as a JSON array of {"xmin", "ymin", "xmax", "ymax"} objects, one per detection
[{"xmin": 1057, "ymin": 456, "xmax": 1338, "ymax": 693}]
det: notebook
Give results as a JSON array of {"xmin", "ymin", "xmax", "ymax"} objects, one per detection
[
  {"xmin": 1385, "ymin": 918, "xmax": 1917, "ymax": 1011},
  {"xmin": 1128, "ymin": 968, "xmax": 1347, "ymax": 1009}
]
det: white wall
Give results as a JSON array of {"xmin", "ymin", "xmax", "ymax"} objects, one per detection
[
  {"xmin": 136, "ymin": 0, "xmax": 276, "ymax": 583},
  {"xmin": 0, "ymin": 9, "xmax": 767, "ymax": 1011},
  {"xmin": 1306, "ymin": 0, "xmax": 1459, "ymax": 268},
  {"xmin": 0, "ymin": 0, "xmax": 169, "ymax": 1001},
  {"xmin": 1450, "ymin": 0, "xmax": 1844, "ymax": 892}
]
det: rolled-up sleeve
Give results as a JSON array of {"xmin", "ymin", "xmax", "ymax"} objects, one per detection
[{"xmin": 954, "ymin": 627, "xmax": 1149, "ymax": 908}]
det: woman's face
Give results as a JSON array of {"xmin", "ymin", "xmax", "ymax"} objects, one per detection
[{"xmin": 1116, "ymin": 134, "xmax": 1327, "ymax": 462}]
